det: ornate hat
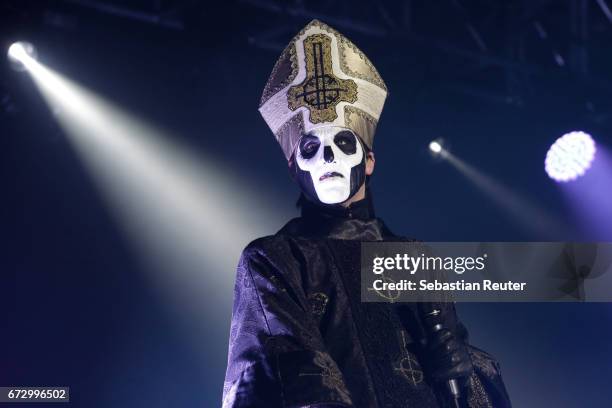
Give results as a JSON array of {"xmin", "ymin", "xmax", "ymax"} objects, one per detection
[{"xmin": 259, "ymin": 19, "xmax": 388, "ymax": 161}]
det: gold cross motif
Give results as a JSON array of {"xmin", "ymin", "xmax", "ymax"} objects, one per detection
[{"xmin": 288, "ymin": 34, "xmax": 358, "ymax": 124}]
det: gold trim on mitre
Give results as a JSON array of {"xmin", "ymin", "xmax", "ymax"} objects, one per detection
[{"xmin": 259, "ymin": 19, "xmax": 388, "ymax": 161}]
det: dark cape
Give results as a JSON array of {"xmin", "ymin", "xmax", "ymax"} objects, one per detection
[{"xmin": 222, "ymin": 194, "xmax": 511, "ymax": 407}]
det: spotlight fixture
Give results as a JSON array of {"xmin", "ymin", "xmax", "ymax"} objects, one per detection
[
  {"xmin": 429, "ymin": 140, "xmax": 442, "ymax": 154},
  {"xmin": 7, "ymin": 41, "xmax": 37, "ymax": 72},
  {"xmin": 545, "ymin": 131, "xmax": 596, "ymax": 182},
  {"xmin": 428, "ymin": 138, "xmax": 448, "ymax": 159}
]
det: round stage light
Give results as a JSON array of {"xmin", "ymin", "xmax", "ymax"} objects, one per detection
[
  {"xmin": 7, "ymin": 41, "xmax": 37, "ymax": 71},
  {"xmin": 428, "ymin": 138, "xmax": 448, "ymax": 159},
  {"xmin": 545, "ymin": 131, "xmax": 596, "ymax": 182},
  {"xmin": 429, "ymin": 140, "xmax": 442, "ymax": 154}
]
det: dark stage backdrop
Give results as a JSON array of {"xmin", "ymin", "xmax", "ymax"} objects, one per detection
[{"xmin": 2, "ymin": 1, "xmax": 611, "ymax": 407}]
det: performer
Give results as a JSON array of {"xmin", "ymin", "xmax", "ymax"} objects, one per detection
[{"xmin": 223, "ymin": 20, "xmax": 511, "ymax": 408}]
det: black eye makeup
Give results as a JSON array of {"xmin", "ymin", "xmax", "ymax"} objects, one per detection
[
  {"xmin": 334, "ymin": 131, "xmax": 357, "ymax": 155},
  {"xmin": 299, "ymin": 134, "xmax": 321, "ymax": 159}
]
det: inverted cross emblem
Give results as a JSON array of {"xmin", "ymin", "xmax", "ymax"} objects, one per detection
[{"xmin": 288, "ymin": 34, "xmax": 358, "ymax": 124}]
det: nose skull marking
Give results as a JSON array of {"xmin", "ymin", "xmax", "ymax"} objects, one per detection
[{"xmin": 323, "ymin": 146, "xmax": 334, "ymax": 163}]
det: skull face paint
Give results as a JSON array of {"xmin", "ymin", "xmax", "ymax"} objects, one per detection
[{"xmin": 291, "ymin": 126, "xmax": 366, "ymax": 205}]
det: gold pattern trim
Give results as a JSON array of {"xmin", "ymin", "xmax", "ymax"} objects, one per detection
[
  {"xmin": 287, "ymin": 34, "xmax": 358, "ymax": 124},
  {"xmin": 393, "ymin": 330, "xmax": 424, "ymax": 386},
  {"xmin": 344, "ymin": 105, "xmax": 378, "ymax": 128},
  {"xmin": 344, "ymin": 105, "xmax": 378, "ymax": 148},
  {"xmin": 291, "ymin": 19, "xmax": 387, "ymax": 91},
  {"xmin": 338, "ymin": 37, "xmax": 387, "ymax": 91}
]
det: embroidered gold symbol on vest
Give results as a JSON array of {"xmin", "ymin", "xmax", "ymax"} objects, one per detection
[
  {"xmin": 394, "ymin": 330, "xmax": 424, "ymax": 386},
  {"xmin": 287, "ymin": 34, "xmax": 358, "ymax": 124}
]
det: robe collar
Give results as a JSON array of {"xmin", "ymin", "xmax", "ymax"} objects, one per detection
[{"xmin": 278, "ymin": 189, "xmax": 395, "ymax": 241}]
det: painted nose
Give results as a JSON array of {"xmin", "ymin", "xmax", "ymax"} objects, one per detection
[{"xmin": 323, "ymin": 146, "xmax": 334, "ymax": 163}]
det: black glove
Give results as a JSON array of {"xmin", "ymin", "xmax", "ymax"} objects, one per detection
[{"xmin": 423, "ymin": 327, "xmax": 474, "ymax": 386}]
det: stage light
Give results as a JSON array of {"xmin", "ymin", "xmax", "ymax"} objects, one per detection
[
  {"xmin": 428, "ymin": 138, "xmax": 449, "ymax": 159},
  {"xmin": 17, "ymin": 60, "xmax": 292, "ymax": 361},
  {"xmin": 7, "ymin": 41, "xmax": 37, "ymax": 71},
  {"xmin": 429, "ymin": 141, "xmax": 442, "ymax": 154},
  {"xmin": 445, "ymin": 152, "xmax": 564, "ymax": 238},
  {"xmin": 545, "ymin": 131, "xmax": 596, "ymax": 182}
]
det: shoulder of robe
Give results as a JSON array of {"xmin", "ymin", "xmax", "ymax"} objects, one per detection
[{"xmin": 239, "ymin": 235, "xmax": 305, "ymax": 279}]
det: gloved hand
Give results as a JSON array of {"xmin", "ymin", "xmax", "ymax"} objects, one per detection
[{"xmin": 423, "ymin": 327, "xmax": 474, "ymax": 385}]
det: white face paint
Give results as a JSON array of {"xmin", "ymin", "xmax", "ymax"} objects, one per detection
[{"xmin": 296, "ymin": 126, "xmax": 364, "ymax": 204}]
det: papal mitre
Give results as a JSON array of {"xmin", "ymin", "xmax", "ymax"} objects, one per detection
[{"xmin": 259, "ymin": 19, "xmax": 388, "ymax": 161}]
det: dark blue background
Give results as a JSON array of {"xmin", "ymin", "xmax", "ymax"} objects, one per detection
[{"xmin": 2, "ymin": 1, "xmax": 611, "ymax": 407}]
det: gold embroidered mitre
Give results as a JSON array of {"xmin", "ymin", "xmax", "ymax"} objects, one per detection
[{"xmin": 259, "ymin": 19, "xmax": 388, "ymax": 161}]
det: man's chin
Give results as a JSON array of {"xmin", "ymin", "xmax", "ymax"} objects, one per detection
[{"xmin": 315, "ymin": 186, "xmax": 350, "ymax": 205}]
